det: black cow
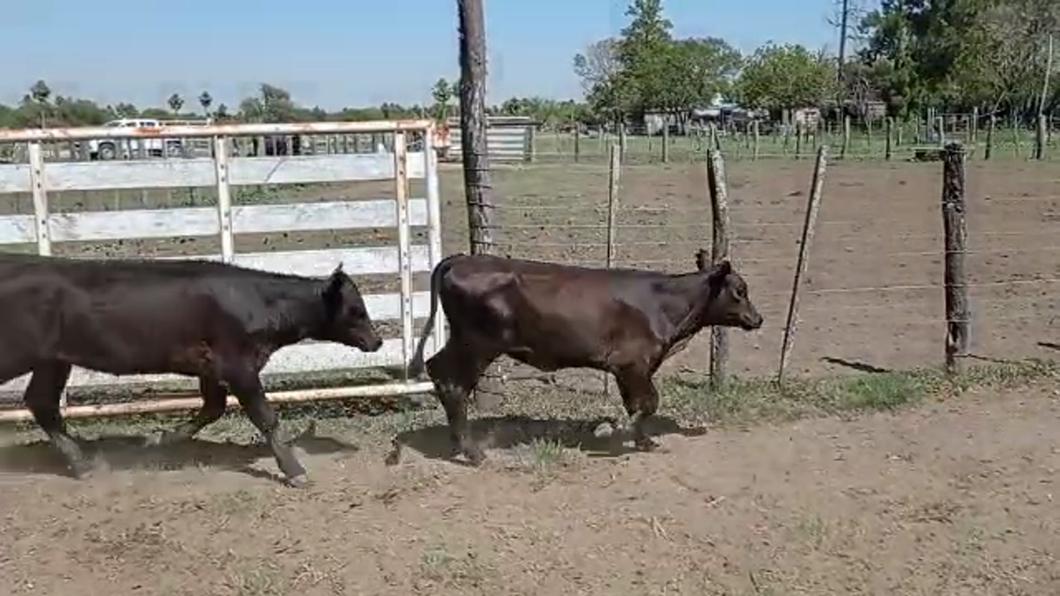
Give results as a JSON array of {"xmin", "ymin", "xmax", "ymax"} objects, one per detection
[
  {"xmin": 409, "ymin": 250, "xmax": 764, "ymax": 464},
  {"xmin": 0, "ymin": 254, "xmax": 382, "ymax": 487}
]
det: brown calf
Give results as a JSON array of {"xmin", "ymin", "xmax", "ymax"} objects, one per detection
[{"xmin": 409, "ymin": 250, "xmax": 764, "ymax": 464}]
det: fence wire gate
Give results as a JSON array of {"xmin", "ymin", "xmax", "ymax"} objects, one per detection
[{"xmin": 479, "ymin": 159, "xmax": 1060, "ymax": 395}]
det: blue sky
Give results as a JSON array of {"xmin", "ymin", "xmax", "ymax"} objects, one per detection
[{"xmin": 3, "ymin": 0, "xmax": 845, "ymax": 110}]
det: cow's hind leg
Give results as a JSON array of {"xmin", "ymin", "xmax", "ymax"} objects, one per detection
[
  {"xmin": 23, "ymin": 362, "xmax": 90, "ymax": 478},
  {"xmin": 614, "ymin": 368, "xmax": 662, "ymax": 452},
  {"xmin": 425, "ymin": 338, "xmax": 494, "ymax": 465},
  {"xmin": 224, "ymin": 364, "xmax": 308, "ymax": 488},
  {"xmin": 149, "ymin": 378, "xmax": 229, "ymax": 446}
]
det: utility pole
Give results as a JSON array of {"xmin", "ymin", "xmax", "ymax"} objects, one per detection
[
  {"xmin": 836, "ymin": 0, "xmax": 850, "ymax": 107},
  {"xmin": 457, "ymin": 0, "xmax": 495, "ymax": 255}
]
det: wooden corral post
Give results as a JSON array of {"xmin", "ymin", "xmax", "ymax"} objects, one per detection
[
  {"xmin": 662, "ymin": 121, "xmax": 670, "ymax": 163},
  {"xmin": 794, "ymin": 121, "xmax": 803, "ymax": 159},
  {"xmin": 937, "ymin": 116, "xmax": 945, "ymax": 147},
  {"xmin": 841, "ymin": 115, "xmax": 851, "ymax": 159},
  {"xmin": 526, "ymin": 124, "xmax": 536, "ymax": 163},
  {"xmin": 619, "ymin": 123, "xmax": 627, "ymax": 163},
  {"xmin": 896, "ymin": 119, "xmax": 904, "ymax": 146},
  {"xmin": 866, "ymin": 117, "xmax": 873, "ymax": 151},
  {"xmin": 971, "ymin": 107, "xmax": 979, "ymax": 144},
  {"xmin": 777, "ymin": 145, "xmax": 829, "ymax": 384},
  {"xmin": 752, "ymin": 120, "xmax": 760, "ymax": 160},
  {"xmin": 985, "ymin": 115, "xmax": 995, "ymax": 160},
  {"xmin": 706, "ymin": 149, "xmax": 731, "ymax": 388},
  {"xmin": 885, "ymin": 117, "xmax": 893, "ymax": 160},
  {"xmin": 941, "ymin": 143, "xmax": 969, "ymax": 374},
  {"xmin": 603, "ymin": 143, "xmax": 622, "ymax": 396},
  {"xmin": 457, "ymin": 0, "xmax": 495, "ymax": 255},
  {"xmin": 1036, "ymin": 113, "xmax": 1047, "ymax": 160},
  {"xmin": 573, "ymin": 125, "xmax": 581, "ymax": 163},
  {"xmin": 1011, "ymin": 113, "xmax": 1021, "ymax": 157}
]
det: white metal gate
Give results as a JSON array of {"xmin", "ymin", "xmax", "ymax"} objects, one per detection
[{"xmin": 0, "ymin": 120, "xmax": 445, "ymax": 419}]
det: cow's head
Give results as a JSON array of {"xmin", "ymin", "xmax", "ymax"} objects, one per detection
[
  {"xmin": 695, "ymin": 251, "xmax": 764, "ymax": 331},
  {"xmin": 319, "ymin": 263, "xmax": 384, "ymax": 352}
]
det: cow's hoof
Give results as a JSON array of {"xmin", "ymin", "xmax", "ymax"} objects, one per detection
[
  {"xmin": 69, "ymin": 461, "xmax": 95, "ymax": 480},
  {"xmin": 634, "ymin": 437, "xmax": 660, "ymax": 452},
  {"xmin": 287, "ymin": 474, "xmax": 310, "ymax": 488},
  {"xmin": 464, "ymin": 447, "xmax": 487, "ymax": 467}
]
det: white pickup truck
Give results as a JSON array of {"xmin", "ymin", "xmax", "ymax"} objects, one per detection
[{"xmin": 84, "ymin": 118, "xmax": 210, "ymax": 160}]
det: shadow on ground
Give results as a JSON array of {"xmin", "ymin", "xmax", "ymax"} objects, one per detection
[
  {"xmin": 822, "ymin": 356, "xmax": 892, "ymax": 374},
  {"xmin": 390, "ymin": 414, "xmax": 708, "ymax": 464},
  {"xmin": 0, "ymin": 423, "xmax": 360, "ymax": 484}
]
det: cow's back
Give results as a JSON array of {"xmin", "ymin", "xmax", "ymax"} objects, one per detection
[
  {"xmin": 0, "ymin": 255, "xmax": 311, "ymax": 375},
  {"xmin": 442, "ymin": 255, "xmax": 662, "ymax": 369}
]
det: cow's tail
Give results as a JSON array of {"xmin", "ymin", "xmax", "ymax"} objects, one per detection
[{"xmin": 408, "ymin": 253, "xmax": 460, "ymax": 378}]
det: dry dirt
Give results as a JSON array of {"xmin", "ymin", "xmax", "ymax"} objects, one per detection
[
  {"xmin": 2, "ymin": 158, "xmax": 1060, "ymax": 593},
  {"xmin": 1, "ymin": 382, "xmax": 1059, "ymax": 595}
]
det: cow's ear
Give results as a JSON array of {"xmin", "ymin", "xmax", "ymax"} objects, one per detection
[
  {"xmin": 322, "ymin": 266, "xmax": 344, "ymax": 316},
  {"xmin": 695, "ymin": 250, "xmax": 710, "ymax": 271},
  {"xmin": 709, "ymin": 259, "xmax": 732, "ymax": 280}
]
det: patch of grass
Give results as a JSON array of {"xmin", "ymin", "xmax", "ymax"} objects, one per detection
[
  {"xmin": 661, "ymin": 358, "xmax": 1059, "ymax": 426},
  {"xmin": 526, "ymin": 437, "xmax": 565, "ymax": 469},
  {"xmin": 2, "ymin": 358, "xmax": 1054, "ymax": 453},
  {"xmin": 417, "ymin": 546, "xmax": 494, "ymax": 590}
]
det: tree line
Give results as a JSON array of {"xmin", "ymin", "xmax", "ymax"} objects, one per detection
[
  {"xmin": 575, "ymin": 0, "xmax": 1060, "ymax": 123},
  {"xmin": 5, "ymin": 0, "xmax": 1057, "ymax": 132}
]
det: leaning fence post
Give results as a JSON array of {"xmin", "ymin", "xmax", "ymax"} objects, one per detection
[
  {"xmin": 777, "ymin": 145, "xmax": 829, "ymax": 384},
  {"xmin": 706, "ymin": 149, "xmax": 731, "ymax": 388},
  {"xmin": 942, "ymin": 142, "xmax": 969, "ymax": 374},
  {"xmin": 603, "ymin": 143, "xmax": 621, "ymax": 396}
]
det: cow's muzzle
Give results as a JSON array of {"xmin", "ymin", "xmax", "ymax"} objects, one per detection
[{"xmin": 740, "ymin": 311, "xmax": 764, "ymax": 331}]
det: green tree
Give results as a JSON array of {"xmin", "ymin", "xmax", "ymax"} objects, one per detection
[
  {"xmin": 30, "ymin": 79, "xmax": 51, "ymax": 127},
  {"xmin": 198, "ymin": 91, "xmax": 213, "ymax": 116},
  {"xmin": 616, "ymin": 0, "xmax": 675, "ymax": 114},
  {"xmin": 430, "ymin": 77, "xmax": 454, "ymax": 120},
  {"xmin": 167, "ymin": 93, "xmax": 184, "ymax": 115},
  {"xmin": 735, "ymin": 43, "xmax": 835, "ymax": 113}
]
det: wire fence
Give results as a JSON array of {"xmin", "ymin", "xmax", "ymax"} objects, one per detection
[
  {"xmin": 477, "ymin": 140, "xmax": 1060, "ymax": 395},
  {"xmin": 530, "ymin": 112, "xmax": 1060, "ymax": 164}
]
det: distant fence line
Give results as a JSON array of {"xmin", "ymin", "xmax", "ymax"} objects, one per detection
[{"xmin": 532, "ymin": 113, "xmax": 1060, "ymax": 164}]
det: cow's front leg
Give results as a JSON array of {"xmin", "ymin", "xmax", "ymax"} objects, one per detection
[
  {"xmin": 615, "ymin": 369, "xmax": 662, "ymax": 452},
  {"xmin": 224, "ymin": 365, "xmax": 308, "ymax": 487},
  {"xmin": 148, "ymin": 378, "xmax": 228, "ymax": 446},
  {"xmin": 23, "ymin": 362, "xmax": 91, "ymax": 478}
]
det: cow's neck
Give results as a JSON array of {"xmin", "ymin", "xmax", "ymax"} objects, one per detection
[
  {"xmin": 262, "ymin": 285, "xmax": 326, "ymax": 346},
  {"xmin": 657, "ymin": 273, "xmax": 713, "ymax": 352}
]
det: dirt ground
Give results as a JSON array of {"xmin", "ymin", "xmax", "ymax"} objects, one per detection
[
  {"xmin": 2, "ymin": 157, "xmax": 1060, "ymax": 594},
  {"xmin": 1, "ymin": 381, "xmax": 1059, "ymax": 595}
]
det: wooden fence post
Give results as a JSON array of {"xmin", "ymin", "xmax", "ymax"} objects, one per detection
[
  {"xmin": 457, "ymin": 0, "xmax": 495, "ymax": 256},
  {"xmin": 662, "ymin": 122, "xmax": 670, "ymax": 163},
  {"xmin": 841, "ymin": 115, "xmax": 851, "ymax": 159},
  {"xmin": 603, "ymin": 144, "xmax": 621, "ymax": 396},
  {"xmin": 573, "ymin": 126, "xmax": 581, "ymax": 163},
  {"xmin": 885, "ymin": 117, "xmax": 893, "ymax": 160},
  {"xmin": 1036, "ymin": 113, "xmax": 1047, "ymax": 160},
  {"xmin": 985, "ymin": 115, "xmax": 995, "ymax": 160},
  {"xmin": 706, "ymin": 148, "xmax": 731, "ymax": 387},
  {"xmin": 777, "ymin": 145, "xmax": 829, "ymax": 383},
  {"xmin": 752, "ymin": 120, "xmax": 760, "ymax": 160},
  {"xmin": 942, "ymin": 142, "xmax": 969, "ymax": 374},
  {"xmin": 971, "ymin": 106, "xmax": 979, "ymax": 144},
  {"xmin": 794, "ymin": 122, "xmax": 803, "ymax": 159}
]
